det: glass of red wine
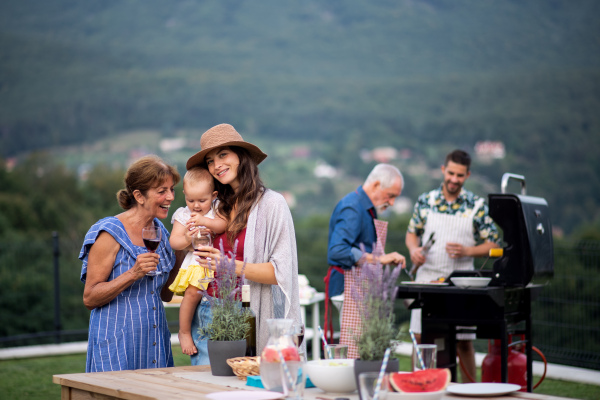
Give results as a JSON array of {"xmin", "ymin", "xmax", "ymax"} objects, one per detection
[
  {"xmin": 191, "ymin": 228, "xmax": 213, "ymax": 284},
  {"xmin": 292, "ymin": 323, "xmax": 305, "ymax": 348},
  {"xmin": 142, "ymin": 225, "xmax": 162, "ymax": 276}
]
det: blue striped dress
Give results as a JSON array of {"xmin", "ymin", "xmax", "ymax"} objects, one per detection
[{"xmin": 79, "ymin": 216, "xmax": 175, "ymax": 372}]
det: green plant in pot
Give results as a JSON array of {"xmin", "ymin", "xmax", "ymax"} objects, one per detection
[
  {"xmin": 198, "ymin": 244, "xmax": 250, "ymax": 376},
  {"xmin": 350, "ymin": 248, "xmax": 402, "ymax": 397}
]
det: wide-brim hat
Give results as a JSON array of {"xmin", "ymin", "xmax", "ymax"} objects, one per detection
[{"xmin": 186, "ymin": 124, "xmax": 267, "ymax": 170}]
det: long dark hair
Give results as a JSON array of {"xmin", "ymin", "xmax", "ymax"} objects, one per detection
[{"xmin": 210, "ymin": 147, "xmax": 265, "ymax": 246}]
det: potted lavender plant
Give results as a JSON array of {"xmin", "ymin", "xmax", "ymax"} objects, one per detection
[
  {"xmin": 198, "ymin": 245, "xmax": 250, "ymax": 376},
  {"xmin": 349, "ymin": 250, "xmax": 402, "ymax": 393}
]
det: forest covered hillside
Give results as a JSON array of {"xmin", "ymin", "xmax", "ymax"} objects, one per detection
[{"xmin": 1, "ymin": 0, "xmax": 599, "ymax": 234}]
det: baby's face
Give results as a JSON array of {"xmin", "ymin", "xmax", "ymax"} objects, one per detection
[{"xmin": 183, "ymin": 182, "xmax": 216, "ymax": 215}]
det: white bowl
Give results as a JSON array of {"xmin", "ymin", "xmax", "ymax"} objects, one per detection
[
  {"xmin": 305, "ymin": 359, "xmax": 356, "ymax": 393},
  {"xmin": 387, "ymin": 390, "xmax": 445, "ymax": 400},
  {"xmin": 450, "ymin": 277, "xmax": 491, "ymax": 288}
]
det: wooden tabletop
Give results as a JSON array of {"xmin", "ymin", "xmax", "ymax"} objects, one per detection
[{"xmin": 53, "ymin": 365, "xmax": 581, "ymax": 400}]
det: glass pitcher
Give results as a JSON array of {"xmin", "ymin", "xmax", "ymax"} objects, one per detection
[{"xmin": 260, "ymin": 319, "xmax": 303, "ymax": 396}]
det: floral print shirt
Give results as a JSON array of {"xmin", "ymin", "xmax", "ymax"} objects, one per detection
[{"xmin": 407, "ymin": 185, "xmax": 500, "ymax": 244}]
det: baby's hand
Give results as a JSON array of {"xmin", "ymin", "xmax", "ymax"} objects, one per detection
[
  {"xmin": 189, "ymin": 213, "xmax": 209, "ymax": 227},
  {"xmin": 184, "ymin": 222, "xmax": 199, "ymax": 241}
]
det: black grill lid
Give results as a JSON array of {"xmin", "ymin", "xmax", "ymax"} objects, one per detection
[{"xmin": 488, "ymin": 174, "xmax": 554, "ymax": 286}]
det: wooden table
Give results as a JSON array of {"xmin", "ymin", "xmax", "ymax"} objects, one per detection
[{"xmin": 53, "ymin": 365, "xmax": 580, "ymax": 400}]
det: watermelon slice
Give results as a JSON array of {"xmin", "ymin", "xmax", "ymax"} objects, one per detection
[
  {"xmin": 389, "ymin": 369, "xmax": 451, "ymax": 392},
  {"xmin": 260, "ymin": 346, "xmax": 300, "ymax": 362}
]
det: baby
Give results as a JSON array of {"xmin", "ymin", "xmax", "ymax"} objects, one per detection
[{"xmin": 169, "ymin": 166, "xmax": 227, "ymax": 355}]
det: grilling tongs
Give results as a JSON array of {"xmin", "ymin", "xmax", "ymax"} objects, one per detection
[{"xmin": 422, "ymin": 232, "xmax": 436, "ymax": 253}]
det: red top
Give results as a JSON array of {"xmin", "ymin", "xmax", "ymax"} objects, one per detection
[{"xmin": 206, "ymin": 228, "xmax": 246, "ymax": 298}]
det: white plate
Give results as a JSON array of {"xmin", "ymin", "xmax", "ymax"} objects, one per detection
[
  {"xmin": 447, "ymin": 383, "xmax": 521, "ymax": 397},
  {"xmin": 450, "ymin": 277, "xmax": 491, "ymax": 288},
  {"xmin": 401, "ymin": 281, "xmax": 449, "ymax": 286},
  {"xmin": 206, "ymin": 390, "xmax": 283, "ymax": 400}
]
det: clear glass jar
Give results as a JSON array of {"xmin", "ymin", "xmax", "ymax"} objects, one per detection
[{"xmin": 260, "ymin": 319, "xmax": 301, "ymax": 393}]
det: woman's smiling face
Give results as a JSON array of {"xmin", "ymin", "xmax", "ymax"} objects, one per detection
[
  {"xmin": 143, "ymin": 176, "xmax": 175, "ymax": 219},
  {"xmin": 205, "ymin": 146, "xmax": 240, "ymax": 191}
]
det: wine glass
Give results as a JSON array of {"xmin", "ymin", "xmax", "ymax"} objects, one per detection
[
  {"xmin": 142, "ymin": 225, "xmax": 162, "ymax": 276},
  {"xmin": 191, "ymin": 228, "xmax": 213, "ymax": 284},
  {"xmin": 292, "ymin": 323, "xmax": 305, "ymax": 348}
]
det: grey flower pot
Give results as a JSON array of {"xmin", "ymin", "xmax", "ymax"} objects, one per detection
[{"xmin": 207, "ymin": 339, "xmax": 247, "ymax": 376}]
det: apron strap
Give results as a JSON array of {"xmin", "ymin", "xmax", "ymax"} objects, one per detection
[{"xmin": 470, "ymin": 198, "xmax": 485, "ymax": 219}]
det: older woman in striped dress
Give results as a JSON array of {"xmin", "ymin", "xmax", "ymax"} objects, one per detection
[{"xmin": 79, "ymin": 155, "xmax": 182, "ymax": 372}]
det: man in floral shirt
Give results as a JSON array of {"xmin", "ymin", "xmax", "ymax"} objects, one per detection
[{"xmin": 405, "ymin": 149, "xmax": 500, "ymax": 382}]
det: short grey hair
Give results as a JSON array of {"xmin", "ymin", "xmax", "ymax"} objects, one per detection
[{"xmin": 364, "ymin": 163, "xmax": 404, "ymax": 189}]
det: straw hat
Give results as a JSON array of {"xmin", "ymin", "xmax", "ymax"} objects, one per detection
[{"xmin": 186, "ymin": 124, "xmax": 267, "ymax": 170}]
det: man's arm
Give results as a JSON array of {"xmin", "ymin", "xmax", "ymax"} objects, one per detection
[
  {"xmin": 447, "ymin": 200, "xmax": 501, "ymax": 259},
  {"xmin": 446, "ymin": 240, "xmax": 499, "ymax": 259},
  {"xmin": 328, "ymin": 205, "xmax": 363, "ymax": 268}
]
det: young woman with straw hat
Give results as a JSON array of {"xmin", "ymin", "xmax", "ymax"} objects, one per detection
[{"xmin": 186, "ymin": 123, "xmax": 303, "ymax": 365}]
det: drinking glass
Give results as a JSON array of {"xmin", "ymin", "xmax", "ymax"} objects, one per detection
[
  {"xmin": 191, "ymin": 229, "xmax": 213, "ymax": 284},
  {"xmin": 324, "ymin": 343, "xmax": 348, "ymax": 359},
  {"xmin": 358, "ymin": 371, "xmax": 389, "ymax": 400},
  {"xmin": 413, "ymin": 344, "xmax": 437, "ymax": 371},
  {"xmin": 281, "ymin": 358, "xmax": 306, "ymax": 400},
  {"xmin": 292, "ymin": 323, "xmax": 305, "ymax": 348},
  {"xmin": 142, "ymin": 225, "xmax": 162, "ymax": 276}
]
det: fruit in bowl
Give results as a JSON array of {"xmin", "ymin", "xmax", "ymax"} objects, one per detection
[
  {"xmin": 305, "ymin": 359, "xmax": 356, "ymax": 393},
  {"xmin": 387, "ymin": 369, "xmax": 450, "ymax": 400}
]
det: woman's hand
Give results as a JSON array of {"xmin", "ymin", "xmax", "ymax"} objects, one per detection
[
  {"xmin": 84, "ymin": 231, "xmax": 158, "ymax": 310},
  {"xmin": 129, "ymin": 252, "xmax": 161, "ymax": 278},
  {"xmin": 194, "ymin": 246, "xmax": 222, "ymax": 271}
]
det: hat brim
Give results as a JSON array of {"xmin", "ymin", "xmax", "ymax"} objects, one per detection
[{"xmin": 186, "ymin": 140, "xmax": 267, "ymax": 170}]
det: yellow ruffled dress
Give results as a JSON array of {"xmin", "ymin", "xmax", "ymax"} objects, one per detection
[{"xmin": 168, "ymin": 252, "xmax": 214, "ymax": 296}]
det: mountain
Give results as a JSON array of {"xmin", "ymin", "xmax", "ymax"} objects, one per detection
[{"xmin": 1, "ymin": 0, "xmax": 599, "ymax": 234}]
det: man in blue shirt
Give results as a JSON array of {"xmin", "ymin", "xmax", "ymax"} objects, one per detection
[{"xmin": 324, "ymin": 164, "xmax": 406, "ymax": 341}]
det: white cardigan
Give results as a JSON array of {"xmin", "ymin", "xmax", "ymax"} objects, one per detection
[{"xmin": 244, "ymin": 189, "xmax": 303, "ymax": 354}]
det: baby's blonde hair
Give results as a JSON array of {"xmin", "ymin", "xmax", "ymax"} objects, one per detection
[{"xmin": 184, "ymin": 166, "xmax": 214, "ymax": 190}]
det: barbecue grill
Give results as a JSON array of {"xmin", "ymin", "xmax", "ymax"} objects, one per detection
[
  {"xmin": 487, "ymin": 173, "xmax": 554, "ymax": 286},
  {"xmin": 397, "ymin": 173, "xmax": 553, "ymax": 391}
]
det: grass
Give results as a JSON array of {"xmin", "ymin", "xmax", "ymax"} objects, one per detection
[{"xmin": 0, "ymin": 345, "xmax": 598, "ymax": 400}]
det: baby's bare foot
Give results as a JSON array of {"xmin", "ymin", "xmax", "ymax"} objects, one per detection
[{"xmin": 179, "ymin": 332, "xmax": 198, "ymax": 355}]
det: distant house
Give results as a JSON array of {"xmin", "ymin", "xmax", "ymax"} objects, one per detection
[
  {"xmin": 314, "ymin": 161, "xmax": 337, "ymax": 178},
  {"xmin": 475, "ymin": 141, "xmax": 505, "ymax": 161},
  {"xmin": 292, "ymin": 146, "xmax": 311, "ymax": 159},
  {"xmin": 372, "ymin": 147, "xmax": 398, "ymax": 163},
  {"xmin": 5, "ymin": 157, "xmax": 17, "ymax": 172},
  {"xmin": 280, "ymin": 191, "xmax": 296, "ymax": 209},
  {"xmin": 360, "ymin": 147, "xmax": 399, "ymax": 163},
  {"xmin": 159, "ymin": 138, "xmax": 187, "ymax": 153}
]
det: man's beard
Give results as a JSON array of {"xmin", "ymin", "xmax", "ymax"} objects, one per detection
[
  {"xmin": 444, "ymin": 180, "xmax": 462, "ymax": 195},
  {"xmin": 375, "ymin": 203, "xmax": 390, "ymax": 215}
]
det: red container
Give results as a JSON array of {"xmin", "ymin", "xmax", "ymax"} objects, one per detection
[{"xmin": 481, "ymin": 336, "xmax": 527, "ymax": 391}]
